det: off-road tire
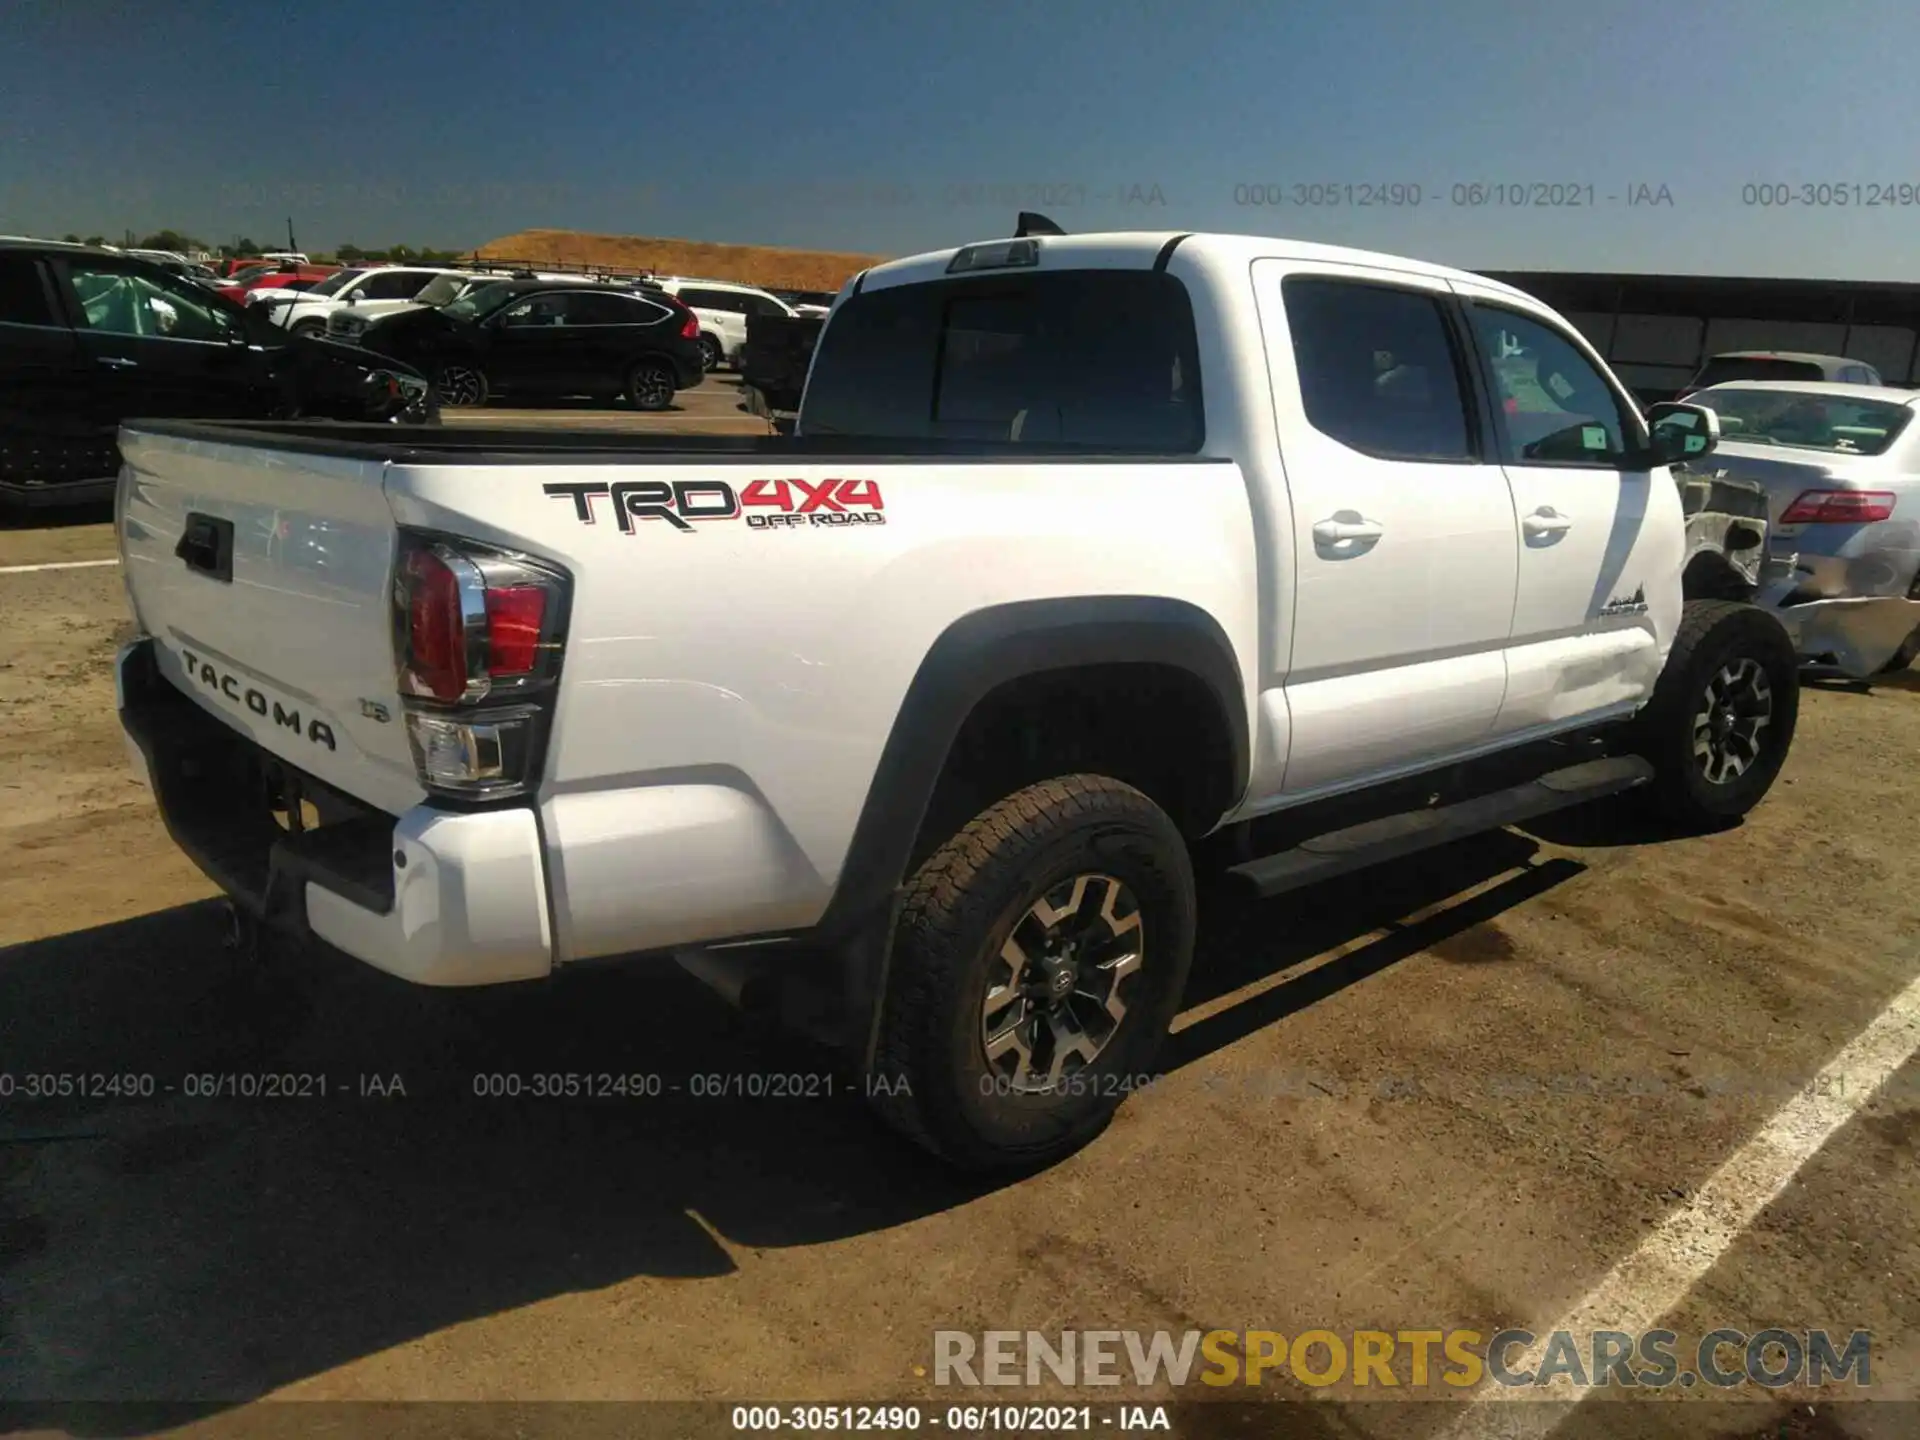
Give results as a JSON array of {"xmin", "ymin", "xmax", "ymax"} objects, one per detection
[
  {"xmin": 1629, "ymin": 600, "xmax": 1799, "ymax": 828},
  {"xmin": 868, "ymin": 775, "xmax": 1196, "ymax": 1172}
]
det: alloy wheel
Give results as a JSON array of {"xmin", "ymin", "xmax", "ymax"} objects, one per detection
[
  {"xmin": 436, "ymin": 365, "xmax": 486, "ymax": 407},
  {"xmin": 981, "ymin": 873, "xmax": 1145, "ymax": 1094},
  {"xmin": 1692, "ymin": 656, "xmax": 1773, "ymax": 784}
]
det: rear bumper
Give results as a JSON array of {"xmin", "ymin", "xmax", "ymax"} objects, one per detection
[
  {"xmin": 0, "ymin": 475, "xmax": 118, "ymax": 507},
  {"xmin": 116, "ymin": 638, "xmax": 552, "ymax": 986}
]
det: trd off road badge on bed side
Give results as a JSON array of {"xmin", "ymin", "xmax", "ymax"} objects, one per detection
[{"xmin": 543, "ymin": 478, "xmax": 886, "ymax": 534}]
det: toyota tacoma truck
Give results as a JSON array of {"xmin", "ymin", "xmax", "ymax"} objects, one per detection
[{"xmin": 113, "ymin": 225, "xmax": 1797, "ymax": 1172}]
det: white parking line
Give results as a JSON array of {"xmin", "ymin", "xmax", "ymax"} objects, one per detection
[
  {"xmin": 0, "ymin": 558, "xmax": 120, "ymax": 575},
  {"xmin": 1442, "ymin": 963, "xmax": 1920, "ymax": 1438}
]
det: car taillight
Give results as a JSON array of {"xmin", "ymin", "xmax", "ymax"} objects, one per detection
[
  {"xmin": 1778, "ymin": 490, "xmax": 1896, "ymax": 524},
  {"xmin": 679, "ymin": 308, "xmax": 699, "ymax": 340},
  {"xmin": 393, "ymin": 535, "xmax": 570, "ymax": 799}
]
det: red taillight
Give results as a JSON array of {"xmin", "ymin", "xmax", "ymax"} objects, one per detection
[
  {"xmin": 485, "ymin": 585, "xmax": 547, "ymax": 675},
  {"xmin": 679, "ymin": 309, "xmax": 699, "ymax": 340},
  {"xmin": 394, "ymin": 536, "xmax": 570, "ymax": 800},
  {"xmin": 401, "ymin": 547, "xmax": 470, "ymax": 702},
  {"xmin": 1779, "ymin": 489, "xmax": 1896, "ymax": 524}
]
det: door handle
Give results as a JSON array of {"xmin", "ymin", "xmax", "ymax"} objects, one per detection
[
  {"xmin": 97, "ymin": 356, "xmax": 139, "ymax": 370},
  {"xmin": 1523, "ymin": 508, "xmax": 1573, "ymax": 536},
  {"xmin": 1312, "ymin": 516, "xmax": 1384, "ymax": 544}
]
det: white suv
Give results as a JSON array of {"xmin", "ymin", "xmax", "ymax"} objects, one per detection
[
  {"xmin": 255, "ymin": 266, "xmax": 476, "ymax": 337},
  {"xmin": 652, "ymin": 278, "xmax": 798, "ymax": 371}
]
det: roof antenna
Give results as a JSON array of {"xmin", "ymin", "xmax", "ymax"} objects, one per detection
[{"xmin": 1014, "ymin": 211, "xmax": 1066, "ymax": 238}]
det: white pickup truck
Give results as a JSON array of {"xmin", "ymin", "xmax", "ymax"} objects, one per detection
[{"xmin": 113, "ymin": 225, "xmax": 1796, "ymax": 1171}]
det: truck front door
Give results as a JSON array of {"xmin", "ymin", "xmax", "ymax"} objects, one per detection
[{"xmin": 1449, "ymin": 282, "xmax": 1677, "ymax": 737}]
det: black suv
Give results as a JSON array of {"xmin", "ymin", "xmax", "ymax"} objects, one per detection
[
  {"xmin": 356, "ymin": 278, "xmax": 706, "ymax": 410},
  {"xmin": 0, "ymin": 239, "xmax": 434, "ymax": 510}
]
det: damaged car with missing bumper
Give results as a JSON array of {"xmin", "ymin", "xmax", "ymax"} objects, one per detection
[{"xmin": 1679, "ymin": 380, "xmax": 1920, "ymax": 678}]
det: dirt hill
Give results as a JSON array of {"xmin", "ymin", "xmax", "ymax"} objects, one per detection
[{"xmin": 474, "ymin": 229, "xmax": 890, "ymax": 290}]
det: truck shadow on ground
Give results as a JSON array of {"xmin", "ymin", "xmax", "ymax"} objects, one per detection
[{"xmin": 0, "ymin": 826, "xmax": 1601, "ymax": 1430}]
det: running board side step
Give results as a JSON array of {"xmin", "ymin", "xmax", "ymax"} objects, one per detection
[{"xmin": 1227, "ymin": 755, "xmax": 1654, "ymax": 898}]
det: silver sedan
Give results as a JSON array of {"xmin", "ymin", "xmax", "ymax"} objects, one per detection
[{"xmin": 1684, "ymin": 380, "xmax": 1920, "ymax": 677}]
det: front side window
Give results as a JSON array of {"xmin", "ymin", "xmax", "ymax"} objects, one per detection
[
  {"xmin": 802, "ymin": 269, "xmax": 1202, "ymax": 450},
  {"xmin": 1282, "ymin": 277, "xmax": 1473, "ymax": 462},
  {"xmin": 359, "ymin": 270, "xmax": 432, "ymax": 302},
  {"xmin": 63, "ymin": 265, "xmax": 233, "ymax": 341},
  {"xmin": 498, "ymin": 293, "xmax": 577, "ymax": 327},
  {"xmin": 1469, "ymin": 302, "xmax": 1634, "ymax": 466},
  {"xmin": 307, "ymin": 268, "xmax": 365, "ymax": 298}
]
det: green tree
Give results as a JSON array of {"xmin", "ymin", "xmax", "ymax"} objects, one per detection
[
  {"xmin": 61, "ymin": 233, "xmax": 80, "ymax": 243},
  {"xmin": 137, "ymin": 229, "xmax": 202, "ymax": 253},
  {"xmin": 82, "ymin": 235, "xmax": 105, "ymax": 247},
  {"xmin": 335, "ymin": 243, "xmax": 365, "ymax": 263}
]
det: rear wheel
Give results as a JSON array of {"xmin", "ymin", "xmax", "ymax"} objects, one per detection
[
  {"xmin": 1629, "ymin": 600, "xmax": 1799, "ymax": 828},
  {"xmin": 433, "ymin": 363, "xmax": 489, "ymax": 408},
  {"xmin": 868, "ymin": 775, "xmax": 1195, "ymax": 1172},
  {"xmin": 627, "ymin": 359, "xmax": 678, "ymax": 411}
]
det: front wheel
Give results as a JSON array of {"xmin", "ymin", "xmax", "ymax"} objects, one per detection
[
  {"xmin": 698, "ymin": 334, "xmax": 722, "ymax": 372},
  {"xmin": 868, "ymin": 775, "xmax": 1196, "ymax": 1172},
  {"xmin": 627, "ymin": 359, "xmax": 678, "ymax": 411},
  {"xmin": 1629, "ymin": 600, "xmax": 1800, "ymax": 828},
  {"xmin": 290, "ymin": 318, "xmax": 327, "ymax": 339}
]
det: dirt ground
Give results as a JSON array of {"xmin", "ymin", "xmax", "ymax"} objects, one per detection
[{"xmin": 2, "ymin": 395, "xmax": 1917, "ymax": 1440}]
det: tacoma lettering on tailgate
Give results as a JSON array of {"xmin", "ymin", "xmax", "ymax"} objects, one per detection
[
  {"xmin": 543, "ymin": 478, "xmax": 886, "ymax": 534},
  {"xmin": 177, "ymin": 646, "xmax": 338, "ymax": 751}
]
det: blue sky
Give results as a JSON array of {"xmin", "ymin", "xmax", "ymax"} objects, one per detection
[{"xmin": 4, "ymin": 0, "xmax": 1918, "ymax": 277}]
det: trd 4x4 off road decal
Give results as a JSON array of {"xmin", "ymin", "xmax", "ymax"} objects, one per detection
[{"xmin": 544, "ymin": 478, "xmax": 886, "ymax": 534}]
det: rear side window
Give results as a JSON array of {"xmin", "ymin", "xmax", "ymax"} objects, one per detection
[
  {"xmin": 680, "ymin": 288, "xmax": 744, "ymax": 312},
  {"xmin": 1691, "ymin": 356, "xmax": 1825, "ymax": 388},
  {"xmin": 1282, "ymin": 277, "xmax": 1474, "ymax": 461},
  {"xmin": 0, "ymin": 255, "xmax": 57, "ymax": 327},
  {"xmin": 802, "ymin": 270, "xmax": 1203, "ymax": 450}
]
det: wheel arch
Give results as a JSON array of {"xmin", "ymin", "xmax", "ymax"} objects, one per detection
[{"xmin": 812, "ymin": 595, "xmax": 1249, "ymax": 946}]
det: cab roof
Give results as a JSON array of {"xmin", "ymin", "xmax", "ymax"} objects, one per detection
[{"xmin": 850, "ymin": 230, "xmax": 1537, "ymax": 305}]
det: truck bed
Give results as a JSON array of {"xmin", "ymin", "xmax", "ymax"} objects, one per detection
[{"xmin": 121, "ymin": 418, "xmax": 1214, "ymax": 464}]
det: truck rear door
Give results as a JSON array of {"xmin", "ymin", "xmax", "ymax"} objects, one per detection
[{"xmin": 1252, "ymin": 259, "xmax": 1519, "ymax": 795}]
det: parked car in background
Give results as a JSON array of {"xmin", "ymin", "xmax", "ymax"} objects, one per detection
[
  {"xmin": 326, "ymin": 271, "xmax": 503, "ymax": 343},
  {"xmin": 769, "ymin": 288, "xmax": 837, "ymax": 317},
  {"xmin": 252, "ymin": 265, "xmax": 476, "ymax": 337},
  {"xmin": 652, "ymin": 277, "xmax": 800, "ymax": 371},
  {"xmin": 357, "ymin": 278, "xmax": 704, "ymax": 410},
  {"xmin": 739, "ymin": 310, "xmax": 825, "ymax": 418},
  {"xmin": 0, "ymin": 239, "xmax": 434, "ymax": 510},
  {"xmin": 1679, "ymin": 351, "xmax": 1882, "ymax": 397},
  {"xmin": 217, "ymin": 261, "xmax": 340, "ymax": 304},
  {"xmin": 1684, "ymin": 380, "xmax": 1920, "ymax": 675}
]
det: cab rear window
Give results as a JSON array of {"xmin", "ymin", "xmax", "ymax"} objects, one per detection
[{"xmin": 801, "ymin": 270, "xmax": 1203, "ymax": 450}]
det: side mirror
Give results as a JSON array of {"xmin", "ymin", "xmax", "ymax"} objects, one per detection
[
  {"xmin": 1644, "ymin": 400, "xmax": 1720, "ymax": 466},
  {"xmin": 345, "ymin": 291, "xmax": 361, "ymax": 305}
]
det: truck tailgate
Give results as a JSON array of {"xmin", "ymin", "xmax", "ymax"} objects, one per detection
[{"xmin": 118, "ymin": 425, "xmax": 424, "ymax": 816}]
